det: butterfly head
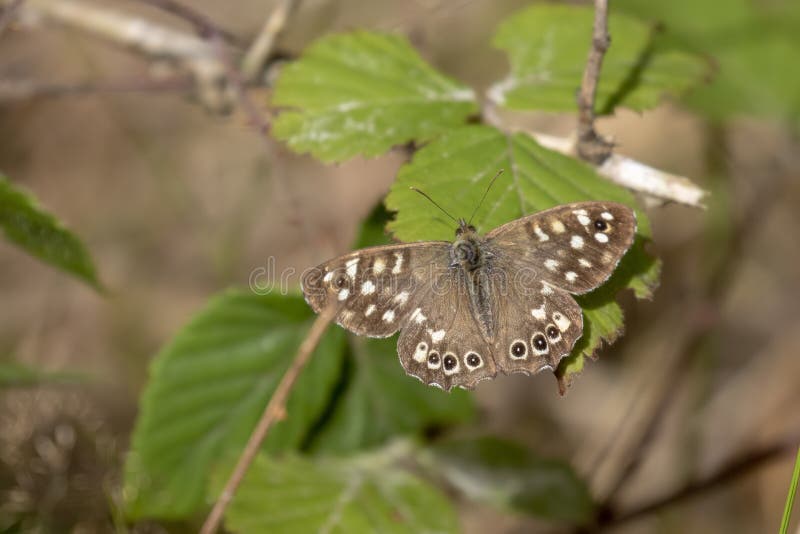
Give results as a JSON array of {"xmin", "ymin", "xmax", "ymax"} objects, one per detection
[{"xmin": 455, "ymin": 218, "xmax": 477, "ymax": 238}]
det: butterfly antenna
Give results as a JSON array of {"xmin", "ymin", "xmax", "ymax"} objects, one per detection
[
  {"xmin": 410, "ymin": 187, "xmax": 459, "ymax": 225},
  {"xmin": 468, "ymin": 169, "xmax": 505, "ymax": 225}
]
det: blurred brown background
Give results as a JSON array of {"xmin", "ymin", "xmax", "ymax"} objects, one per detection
[{"xmin": 1, "ymin": 0, "xmax": 799, "ymax": 532}]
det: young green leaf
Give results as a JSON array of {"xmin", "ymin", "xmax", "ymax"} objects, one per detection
[
  {"xmin": 385, "ymin": 125, "xmax": 659, "ymax": 386},
  {"xmin": 123, "ymin": 291, "xmax": 345, "ymax": 519},
  {"xmin": 308, "ymin": 336, "xmax": 474, "ymax": 454},
  {"xmin": 0, "ymin": 174, "xmax": 101, "ymax": 289},
  {"xmin": 211, "ymin": 452, "xmax": 459, "ymax": 534},
  {"xmin": 490, "ymin": 4, "xmax": 706, "ymax": 114},
  {"xmin": 272, "ymin": 31, "xmax": 478, "ymax": 162},
  {"xmin": 420, "ymin": 436, "xmax": 594, "ymax": 524}
]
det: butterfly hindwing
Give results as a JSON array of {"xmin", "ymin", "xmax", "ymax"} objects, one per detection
[
  {"xmin": 300, "ymin": 242, "xmax": 450, "ymax": 338},
  {"xmin": 396, "ymin": 268, "xmax": 497, "ymax": 391},
  {"xmin": 491, "ymin": 279, "xmax": 584, "ymax": 375},
  {"xmin": 485, "ymin": 202, "xmax": 636, "ymax": 294}
]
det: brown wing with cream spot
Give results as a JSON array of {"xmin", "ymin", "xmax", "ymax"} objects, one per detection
[
  {"xmin": 396, "ymin": 267, "xmax": 497, "ymax": 391},
  {"xmin": 490, "ymin": 278, "xmax": 584, "ymax": 376},
  {"xmin": 485, "ymin": 202, "xmax": 636, "ymax": 294},
  {"xmin": 301, "ymin": 242, "xmax": 450, "ymax": 338}
]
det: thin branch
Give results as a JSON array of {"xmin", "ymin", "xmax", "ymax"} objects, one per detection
[
  {"xmin": 576, "ymin": 0, "xmax": 613, "ymax": 164},
  {"xmin": 241, "ymin": 0, "xmax": 299, "ymax": 81},
  {"xmin": 135, "ymin": 0, "xmax": 279, "ymax": 142},
  {"xmin": 134, "ymin": 0, "xmax": 243, "ymax": 45},
  {"xmin": 19, "ymin": 0, "xmax": 233, "ymax": 110},
  {"xmin": 481, "ymin": 107, "xmax": 707, "ymax": 208},
  {"xmin": 210, "ymin": 33, "xmax": 270, "ymax": 136},
  {"xmin": 533, "ymin": 132, "xmax": 707, "ymax": 208},
  {"xmin": 0, "ymin": 0, "xmax": 25, "ymax": 38},
  {"xmin": 199, "ymin": 304, "xmax": 336, "ymax": 534},
  {"xmin": 0, "ymin": 76, "xmax": 196, "ymax": 101},
  {"xmin": 22, "ymin": 0, "xmax": 217, "ymax": 62},
  {"xmin": 599, "ymin": 433, "xmax": 800, "ymax": 530}
]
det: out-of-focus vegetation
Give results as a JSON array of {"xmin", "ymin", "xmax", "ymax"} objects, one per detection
[{"xmin": 1, "ymin": 1, "xmax": 799, "ymax": 532}]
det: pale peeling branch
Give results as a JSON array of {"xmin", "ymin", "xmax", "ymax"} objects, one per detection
[
  {"xmin": 22, "ymin": 0, "xmax": 218, "ymax": 62},
  {"xmin": 17, "ymin": 0, "xmax": 233, "ymax": 110},
  {"xmin": 482, "ymin": 104, "xmax": 707, "ymax": 208},
  {"xmin": 533, "ymin": 132, "xmax": 707, "ymax": 208},
  {"xmin": 241, "ymin": 0, "xmax": 299, "ymax": 81}
]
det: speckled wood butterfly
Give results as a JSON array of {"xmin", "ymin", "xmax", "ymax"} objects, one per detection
[{"xmin": 302, "ymin": 200, "xmax": 636, "ymax": 391}]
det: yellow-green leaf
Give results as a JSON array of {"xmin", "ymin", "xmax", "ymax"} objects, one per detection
[
  {"xmin": 490, "ymin": 4, "xmax": 706, "ymax": 113},
  {"xmin": 272, "ymin": 31, "xmax": 478, "ymax": 162}
]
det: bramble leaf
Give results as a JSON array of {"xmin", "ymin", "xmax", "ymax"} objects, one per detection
[
  {"xmin": 211, "ymin": 452, "xmax": 459, "ymax": 534},
  {"xmin": 490, "ymin": 4, "xmax": 706, "ymax": 114},
  {"xmin": 123, "ymin": 292, "xmax": 344, "ymax": 519},
  {"xmin": 272, "ymin": 31, "xmax": 478, "ymax": 162}
]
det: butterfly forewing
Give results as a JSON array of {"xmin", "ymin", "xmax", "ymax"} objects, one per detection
[
  {"xmin": 486, "ymin": 202, "xmax": 636, "ymax": 294},
  {"xmin": 301, "ymin": 242, "xmax": 450, "ymax": 338}
]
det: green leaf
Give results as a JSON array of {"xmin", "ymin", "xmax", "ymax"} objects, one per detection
[
  {"xmin": 123, "ymin": 291, "xmax": 345, "ymax": 519},
  {"xmin": 308, "ymin": 336, "xmax": 474, "ymax": 454},
  {"xmin": 616, "ymin": 0, "xmax": 800, "ymax": 125},
  {"xmin": 490, "ymin": 4, "xmax": 706, "ymax": 114},
  {"xmin": 272, "ymin": 31, "xmax": 478, "ymax": 162},
  {"xmin": 421, "ymin": 436, "xmax": 593, "ymax": 524},
  {"xmin": 212, "ymin": 451, "xmax": 459, "ymax": 534},
  {"xmin": 385, "ymin": 125, "xmax": 659, "ymax": 385},
  {"xmin": 0, "ymin": 360, "xmax": 87, "ymax": 388},
  {"xmin": 0, "ymin": 174, "xmax": 101, "ymax": 289}
]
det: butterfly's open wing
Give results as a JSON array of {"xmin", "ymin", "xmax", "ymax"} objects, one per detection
[
  {"xmin": 490, "ymin": 278, "xmax": 584, "ymax": 375},
  {"xmin": 483, "ymin": 201, "xmax": 635, "ymax": 376},
  {"xmin": 302, "ymin": 241, "xmax": 497, "ymax": 390},
  {"xmin": 301, "ymin": 242, "xmax": 451, "ymax": 338},
  {"xmin": 396, "ymin": 266, "xmax": 497, "ymax": 391},
  {"xmin": 485, "ymin": 202, "xmax": 636, "ymax": 295}
]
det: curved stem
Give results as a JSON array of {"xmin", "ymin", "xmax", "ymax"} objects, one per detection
[{"xmin": 200, "ymin": 305, "xmax": 336, "ymax": 534}]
